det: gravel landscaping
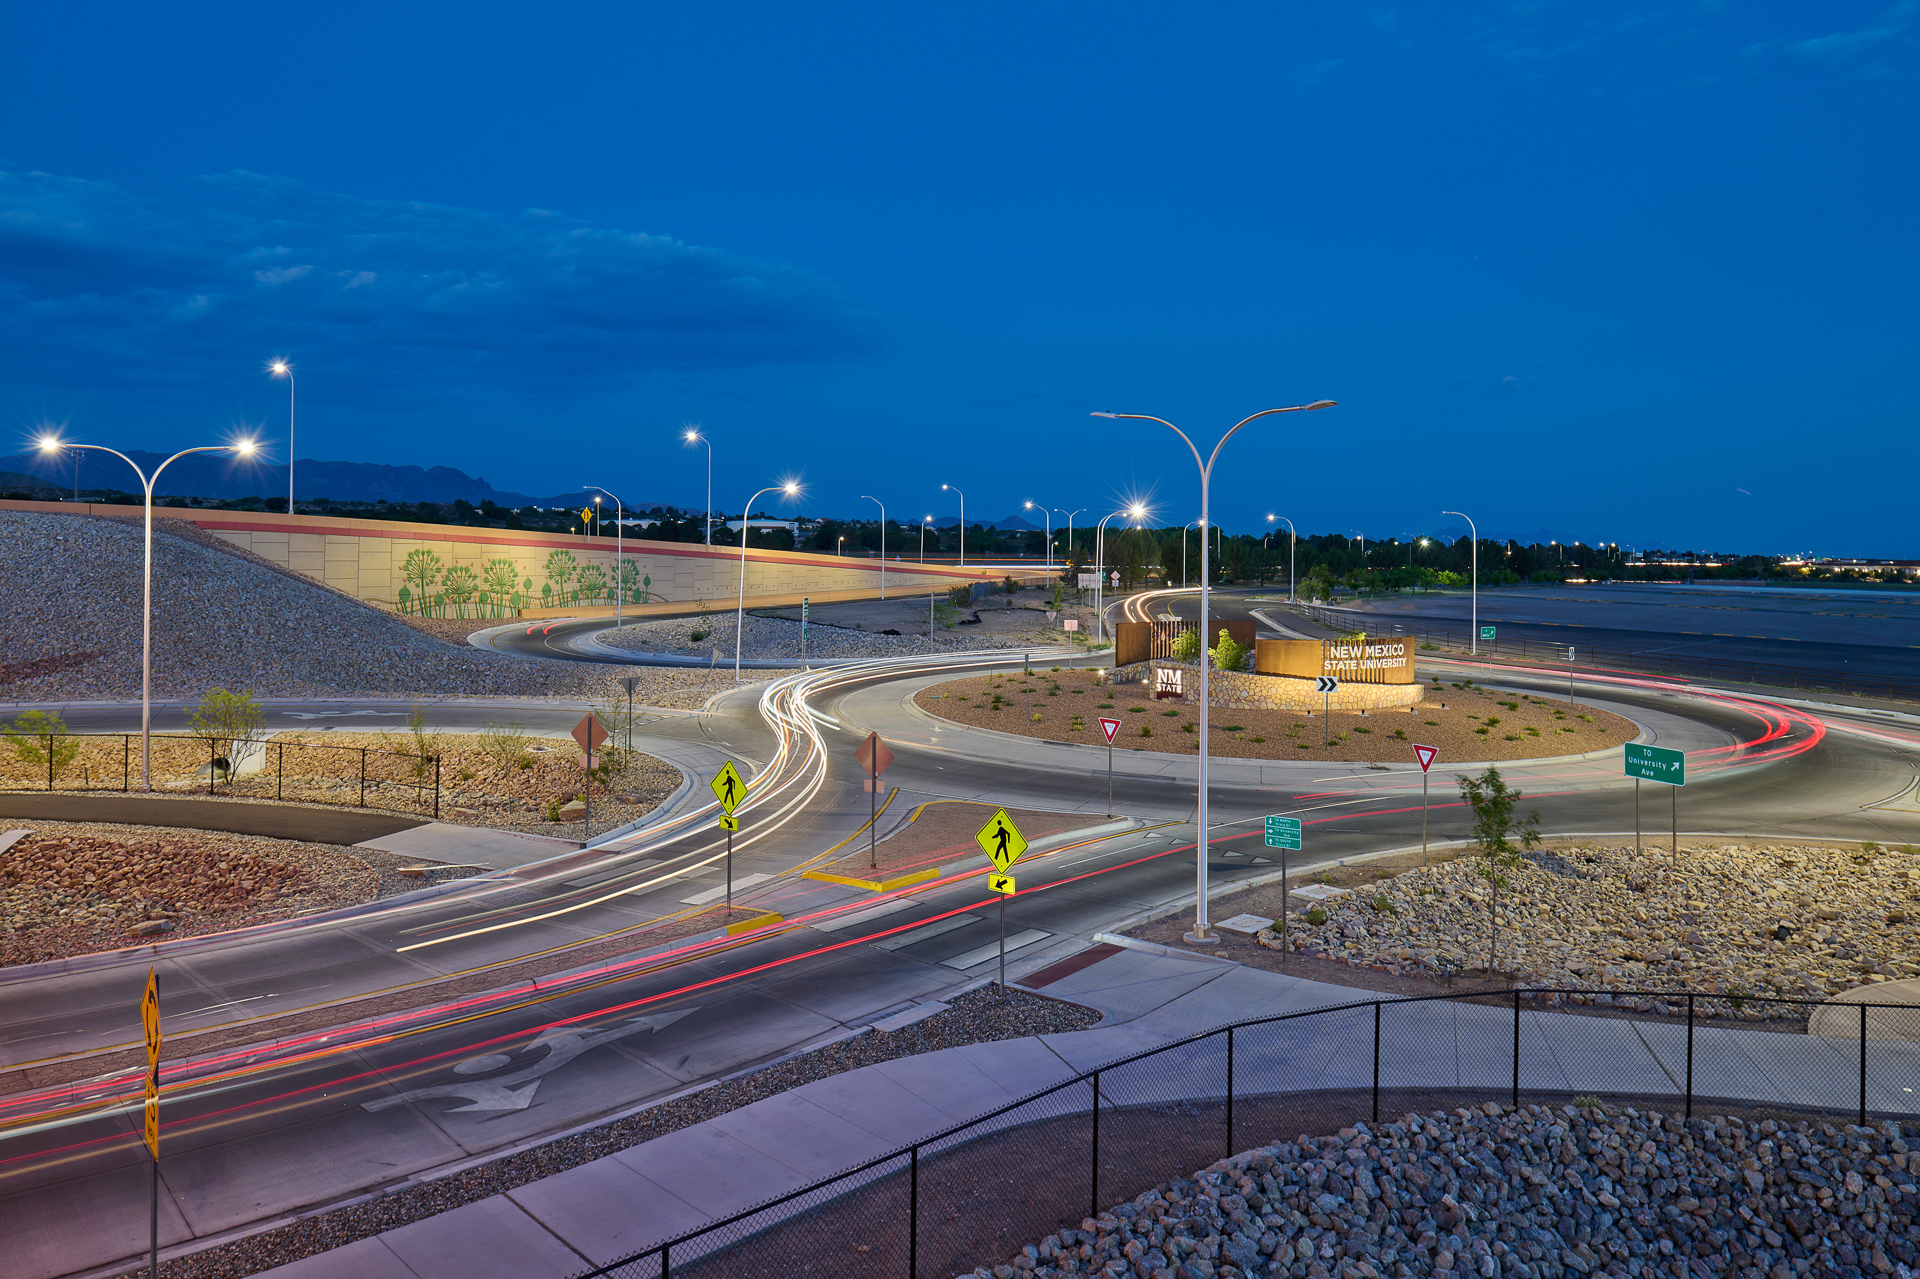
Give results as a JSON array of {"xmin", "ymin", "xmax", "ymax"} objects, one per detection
[
  {"xmin": 1205, "ymin": 840, "xmax": 1920, "ymax": 1016},
  {"xmin": 0, "ymin": 820, "xmax": 418, "ymax": 965},
  {"xmin": 126, "ymin": 983, "xmax": 1099, "ymax": 1279},
  {"xmin": 0, "ymin": 510, "xmax": 676, "ymax": 700},
  {"xmin": 915, "ymin": 670, "xmax": 1635, "ymax": 764},
  {"xmin": 965, "ymin": 1103, "xmax": 1920, "ymax": 1279}
]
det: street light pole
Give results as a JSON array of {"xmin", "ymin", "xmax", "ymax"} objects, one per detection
[
  {"xmin": 1442, "ymin": 510, "xmax": 1480, "ymax": 655},
  {"xmin": 941, "ymin": 484, "xmax": 966, "ymax": 567},
  {"xmin": 585, "ymin": 486, "xmax": 625, "ymax": 626},
  {"xmin": 920, "ymin": 516, "xmax": 931, "ymax": 563},
  {"xmin": 1025, "ymin": 501, "xmax": 1052, "ymax": 571},
  {"xmin": 1266, "ymin": 515, "xmax": 1297, "ymax": 601},
  {"xmin": 683, "ymin": 428, "xmax": 713, "ymax": 545},
  {"xmin": 268, "ymin": 361, "xmax": 295, "ymax": 515},
  {"xmin": 1092, "ymin": 507, "xmax": 1145, "ymax": 640},
  {"xmin": 1054, "ymin": 509, "xmax": 1084, "ymax": 571},
  {"xmin": 1094, "ymin": 401, "xmax": 1336, "ymax": 943},
  {"xmin": 860, "ymin": 496, "xmax": 885, "ymax": 599},
  {"xmin": 38, "ymin": 434, "xmax": 258, "ymax": 790},
  {"xmin": 736, "ymin": 482, "xmax": 799, "ymax": 681}
]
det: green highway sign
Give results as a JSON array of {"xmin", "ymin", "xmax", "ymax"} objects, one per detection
[
  {"xmin": 1479, "ymin": 625, "xmax": 1496, "ymax": 641},
  {"xmin": 1264, "ymin": 815, "xmax": 1302, "ymax": 850},
  {"xmin": 1624, "ymin": 743, "xmax": 1685, "ymax": 786}
]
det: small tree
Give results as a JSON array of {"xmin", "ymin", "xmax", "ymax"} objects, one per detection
[
  {"xmin": 1171, "ymin": 627, "xmax": 1201, "ymax": 663},
  {"xmin": 3, "ymin": 710, "xmax": 81, "ymax": 780},
  {"xmin": 1210, "ymin": 627, "xmax": 1248, "ymax": 673},
  {"xmin": 188, "ymin": 689, "xmax": 263, "ymax": 782},
  {"xmin": 1457, "ymin": 766, "xmax": 1541, "ymax": 979}
]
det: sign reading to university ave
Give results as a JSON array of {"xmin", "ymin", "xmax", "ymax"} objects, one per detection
[
  {"xmin": 1624, "ymin": 743, "xmax": 1686, "ymax": 786},
  {"xmin": 1264, "ymin": 815, "xmax": 1302, "ymax": 850}
]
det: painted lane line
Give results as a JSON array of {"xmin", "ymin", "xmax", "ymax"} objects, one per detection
[
  {"xmin": 680, "ymin": 873, "xmax": 774, "ymax": 905},
  {"xmin": 941, "ymin": 930, "xmax": 1051, "ymax": 970},
  {"xmin": 873, "ymin": 914, "xmax": 980, "ymax": 951}
]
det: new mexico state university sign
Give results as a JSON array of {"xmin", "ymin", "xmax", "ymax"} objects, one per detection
[{"xmin": 1254, "ymin": 637, "xmax": 1414, "ymax": 684}]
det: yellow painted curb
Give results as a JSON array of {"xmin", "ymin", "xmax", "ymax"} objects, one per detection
[
  {"xmin": 801, "ymin": 867, "xmax": 942, "ymax": 893},
  {"xmin": 726, "ymin": 911, "xmax": 785, "ymax": 936}
]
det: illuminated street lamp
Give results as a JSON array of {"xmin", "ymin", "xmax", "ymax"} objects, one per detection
[
  {"xmin": 683, "ymin": 427, "xmax": 713, "ymax": 545},
  {"xmin": 584, "ymin": 486, "xmax": 626, "ymax": 626},
  {"xmin": 268, "ymin": 361, "xmax": 295, "ymax": 514},
  {"xmin": 1093, "ymin": 399, "xmax": 1337, "ymax": 942},
  {"xmin": 920, "ymin": 515, "xmax": 932, "ymax": 563},
  {"xmin": 1267, "ymin": 515, "xmax": 1297, "ymax": 600},
  {"xmin": 1024, "ymin": 501, "xmax": 1053, "ymax": 571},
  {"xmin": 940, "ymin": 483, "xmax": 966, "ymax": 566},
  {"xmin": 736, "ymin": 482, "xmax": 801, "ymax": 680},
  {"xmin": 37, "ymin": 433, "xmax": 259, "ymax": 790},
  {"xmin": 1094, "ymin": 505, "xmax": 1148, "ymax": 640}
]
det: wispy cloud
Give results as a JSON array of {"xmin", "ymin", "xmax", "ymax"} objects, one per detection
[
  {"xmin": 0, "ymin": 170, "xmax": 879, "ymax": 403},
  {"xmin": 1744, "ymin": 1, "xmax": 1912, "ymax": 64}
]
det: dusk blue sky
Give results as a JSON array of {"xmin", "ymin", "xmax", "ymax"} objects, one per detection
[{"xmin": 1, "ymin": 2, "xmax": 1912, "ymax": 554}]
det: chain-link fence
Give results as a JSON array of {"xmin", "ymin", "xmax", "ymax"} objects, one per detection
[
  {"xmin": 0, "ymin": 732, "xmax": 441, "ymax": 815},
  {"xmin": 564, "ymin": 987, "xmax": 1920, "ymax": 1279}
]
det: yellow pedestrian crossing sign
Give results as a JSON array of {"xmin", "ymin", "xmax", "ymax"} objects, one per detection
[
  {"xmin": 717, "ymin": 813, "xmax": 739, "ymax": 832},
  {"xmin": 140, "ymin": 969, "xmax": 160, "ymax": 1160},
  {"xmin": 987, "ymin": 872, "xmax": 1016, "ymax": 895},
  {"xmin": 974, "ymin": 808, "xmax": 1027, "ymax": 872},
  {"xmin": 710, "ymin": 760, "xmax": 747, "ymax": 813}
]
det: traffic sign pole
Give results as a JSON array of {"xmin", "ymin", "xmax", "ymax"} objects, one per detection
[
  {"xmin": 726, "ymin": 826, "xmax": 733, "ymax": 911},
  {"xmin": 998, "ymin": 891, "xmax": 1006, "ymax": 988}
]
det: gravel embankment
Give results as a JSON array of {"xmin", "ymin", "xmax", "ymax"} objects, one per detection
[
  {"xmin": 133, "ymin": 983, "xmax": 1097, "ymax": 1279},
  {"xmin": 969, "ymin": 1104, "xmax": 1919, "ymax": 1279},
  {"xmin": 1239, "ymin": 841, "xmax": 1920, "ymax": 1015},
  {"xmin": 0, "ymin": 821, "xmax": 423, "ymax": 965},
  {"xmin": 602, "ymin": 609, "xmax": 1068, "ymax": 660},
  {"xmin": 0, "ymin": 511, "xmax": 732, "ymax": 701}
]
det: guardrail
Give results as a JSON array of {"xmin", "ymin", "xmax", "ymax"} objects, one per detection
[
  {"xmin": 0, "ymin": 733, "xmax": 441, "ymax": 816},
  {"xmin": 566, "ymin": 986, "xmax": 1918, "ymax": 1279},
  {"xmin": 1274, "ymin": 601, "xmax": 1920, "ymax": 703}
]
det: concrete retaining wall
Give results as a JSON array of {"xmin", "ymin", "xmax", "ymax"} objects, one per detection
[{"xmin": 0, "ymin": 500, "xmax": 1039, "ymax": 618}]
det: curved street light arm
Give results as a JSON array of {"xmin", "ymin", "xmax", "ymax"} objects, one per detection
[{"xmin": 736, "ymin": 484, "xmax": 790, "ymax": 680}]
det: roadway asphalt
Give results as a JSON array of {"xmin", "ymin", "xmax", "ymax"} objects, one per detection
[{"xmin": 7, "ymin": 636, "xmax": 1920, "ymax": 1276}]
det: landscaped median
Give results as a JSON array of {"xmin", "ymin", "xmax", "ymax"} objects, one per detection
[{"xmin": 915, "ymin": 666, "xmax": 1636, "ymax": 762}]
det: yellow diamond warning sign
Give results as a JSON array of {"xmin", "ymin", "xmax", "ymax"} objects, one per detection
[
  {"xmin": 974, "ymin": 808, "xmax": 1028, "ymax": 872},
  {"xmin": 710, "ymin": 760, "xmax": 747, "ymax": 813},
  {"xmin": 141, "ymin": 969, "xmax": 161, "ymax": 1160}
]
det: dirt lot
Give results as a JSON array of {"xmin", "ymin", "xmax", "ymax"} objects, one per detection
[
  {"xmin": 0, "ymin": 820, "xmax": 424, "ymax": 966},
  {"xmin": 915, "ymin": 667, "xmax": 1636, "ymax": 763},
  {"xmin": 267, "ymin": 729, "xmax": 681, "ymax": 837}
]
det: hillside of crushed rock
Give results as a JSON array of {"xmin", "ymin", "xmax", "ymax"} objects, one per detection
[
  {"xmin": 0, "ymin": 510, "xmax": 662, "ymax": 700},
  {"xmin": 974, "ymin": 1104, "xmax": 1918, "ymax": 1279}
]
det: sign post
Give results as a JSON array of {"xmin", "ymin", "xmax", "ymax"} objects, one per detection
[
  {"xmin": 571, "ymin": 714, "xmax": 609, "ymax": 841},
  {"xmin": 1623, "ymin": 744, "xmax": 1686, "ymax": 871},
  {"xmin": 1264, "ymin": 816, "xmax": 1301, "ymax": 961},
  {"xmin": 1099, "ymin": 717, "xmax": 1122, "ymax": 816},
  {"xmin": 855, "ymin": 732, "xmax": 894, "ymax": 868},
  {"xmin": 1412, "ymin": 744, "xmax": 1439, "ymax": 865},
  {"xmin": 710, "ymin": 759, "xmax": 747, "ymax": 908},
  {"xmin": 619, "ymin": 675, "xmax": 646, "ymax": 751},
  {"xmin": 1315, "ymin": 675, "xmax": 1339, "ymax": 746},
  {"xmin": 974, "ymin": 808, "xmax": 1029, "ymax": 987},
  {"xmin": 141, "ymin": 968, "xmax": 161, "ymax": 1279}
]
